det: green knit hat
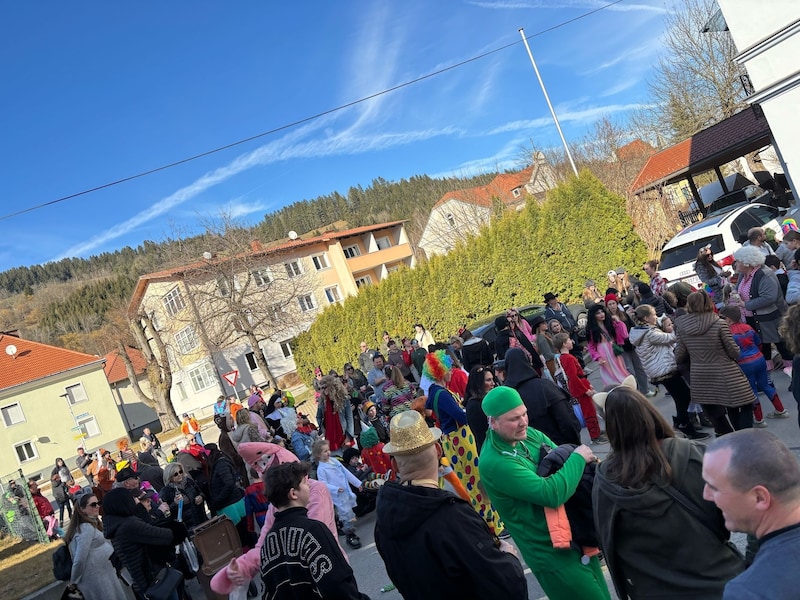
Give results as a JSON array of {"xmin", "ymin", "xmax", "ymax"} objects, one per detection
[
  {"xmin": 482, "ymin": 386, "xmax": 523, "ymax": 418},
  {"xmin": 360, "ymin": 427, "xmax": 380, "ymax": 449}
]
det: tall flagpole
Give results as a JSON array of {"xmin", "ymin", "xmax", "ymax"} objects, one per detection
[{"xmin": 519, "ymin": 28, "xmax": 578, "ymax": 176}]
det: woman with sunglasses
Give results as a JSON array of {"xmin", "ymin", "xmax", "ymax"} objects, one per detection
[
  {"xmin": 63, "ymin": 493, "xmax": 128, "ymax": 600},
  {"xmin": 160, "ymin": 462, "xmax": 208, "ymax": 529}
]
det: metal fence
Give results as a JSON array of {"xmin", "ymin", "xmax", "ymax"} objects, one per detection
[{"xmin": 0, "ymin": 468, "xmax": 50, "ymax": 544}]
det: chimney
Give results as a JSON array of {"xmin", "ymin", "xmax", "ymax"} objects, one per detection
[{"xmin": 250, "ymin": 240, "xmax": 264, "ymax": 252}]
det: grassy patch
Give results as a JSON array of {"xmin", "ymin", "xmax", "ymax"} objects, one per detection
[{"xmin": 0, "ymin": 535, "xmax": 55, "ymax": 598}]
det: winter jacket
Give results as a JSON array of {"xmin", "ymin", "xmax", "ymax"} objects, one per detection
[
  {"xmin": 505, "ymin": 348, "xmax": 581, "ymax": 446},
  {"xmin": 375, "ymin": 481, "xmax": 528, "ymax": 600},
  {"xmin": 52, "ymin": 480, "xmax": 70, "ymax": 504},
  {"xmin": 103, "ymin": 489, "xmax": 184, "ymax": 595},
  {"xmin": 159, "ymin": 477, "xmax": 207, "ymax": 529},
  {"xmin": 461, "ymin": 336, "xmax": 494, "ymax": 371},
  {"xmin": 694, "ymin": 261, "xmax": 727, "ymax": 302},
  {"xmin": 737, "ymin": 266, "xmax": 788, "ymax": 344},
  {"xmin": 629, "ymin": 325, "xmax": 679, "ymax": 381},
  {"xmin": 207, "ymin": 453, "xmax": 244, "ymax": 512},
  {"xmin": 496, "ymin": 328, "xmax": 544, "ymax": 370},
  {"xmin": 638, "ymin": 292, "xmax": 673, "ymax": 316},
  {"xmin": 674, "ymin": 312, "xmax": 753, "ymax": 407},
  {"xmin": 593, "ymin": 437, "xmax": 744, "ymax": 599},
  {"xmin": 786, "ymin": 270, "xmax": 800, "ymax": 305}
]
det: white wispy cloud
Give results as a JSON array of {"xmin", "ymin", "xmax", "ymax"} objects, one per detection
[{"xmin": 485, "ymin": 102, "xmax": 653, "ymax": 135}]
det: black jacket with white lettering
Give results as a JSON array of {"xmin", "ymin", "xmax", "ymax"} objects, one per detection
[{"xmin": 259, "ymin": 506, "xmax": 369, "ymax": 600}]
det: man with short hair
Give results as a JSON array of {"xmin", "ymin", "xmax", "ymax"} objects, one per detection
[
  {"xmin": 643, "ymin": 259, "xmax": 668, "ymax": 296},
  {"xmin": 375, "ymin": 411, "xmax": 527, "ymax": 599},
  {"xmin": 745, "ymin": 227, "xmax": 776, "ymax": 256},
  {"xmin": 703, "ymin": 429, "xmax": 800, "ymax": 599},
  {"xmin": 367, "ymin": 353, "xmax": 390, "ymax": 401},
  {"xmin": 75, "ymin": 446, "xmax": 92, "ymax": 479},
  {"xmin": 357, "ymin": 341, "xmax": 375, "ymax": 375},
  {"xmin": 479, "ymin": 386, "xmax": 609, "ymax": 600},
  {"xmin": 234, "ymin": 462, "xmax": 369, "ymax": 600}
]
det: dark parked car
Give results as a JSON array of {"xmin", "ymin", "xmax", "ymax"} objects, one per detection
[{"xmin": 466, "ymin": 303, "xmax": 587, "ymax": 357}]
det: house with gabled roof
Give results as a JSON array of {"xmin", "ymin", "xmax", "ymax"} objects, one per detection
[
  {"xmin": 418, "ymin": 160, "xmax": 557, "ymax": 257},
  {"xmin": 0, "ymin": 333, "xmax": 129, "ymax": 481},
  {"xmin": 128, "ymin": 221, "xmax": 415, "ymax": 417},
  {"xmin": 103, "ymin": 347, "xmax": 160, "ymax": 439}
]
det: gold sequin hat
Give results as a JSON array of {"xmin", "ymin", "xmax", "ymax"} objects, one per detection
[{"xmin": 383, "ymin": 411, "xmax": 442, "ymax": 456}]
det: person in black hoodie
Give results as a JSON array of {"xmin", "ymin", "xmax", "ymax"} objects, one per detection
[
  {"xmin": 494, "ymin": 316, "xmax": 544, "ymax": 372},
  {"xmin": 503, "ymin": 347, "xmax": 581, "ymax": 446},
  {"xmin": 460, "ymin": 328, "xmax": 494, "ymax": 372},
  {"xmin": 206, "ymin": 443, "xmax": 254, "ymax": 548},
  {"xmin": 102, "ymin": 487, "xmax": 187, "ymax": 599},
  {"xmin": 375, "ymin": 410, "xmax": 527, "ymax": 600}
]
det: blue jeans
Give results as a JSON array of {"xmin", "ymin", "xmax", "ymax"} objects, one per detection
[{"xmin": 739, "ymin": 356, "xmax": 775, "ymax": 401}]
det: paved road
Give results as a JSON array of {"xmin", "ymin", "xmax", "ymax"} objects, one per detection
[{"xmin": 27, "ymin": 366, "xmax": 800, "ymax": 599}]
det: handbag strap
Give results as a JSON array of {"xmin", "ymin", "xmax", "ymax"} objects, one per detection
[
  {"xmin": 431, "ymin": 387, "xmax": 444, "ymax": 421},
  {"xmin": 661, "ymin": 483, "xmax": 723, "ymax": 541}
]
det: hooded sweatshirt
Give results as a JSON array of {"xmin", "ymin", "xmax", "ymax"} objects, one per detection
[
  {"xmin": 504, "ymin": 348, "xmax": 580, "ymax": 446},
  {"xmin": 593, "ymin": 437, "xmax": 744, "ymax": 599},
  {"xmin": 375, "ymin": 481, "xmax": 527, "ymax": 599},
  {"xmin": 673, "ymin": 312, "xmax": 754, "ymax": 407},
  {"xmin": 461, "ymin": 335, "xmax": 494, "ymax": 372}
]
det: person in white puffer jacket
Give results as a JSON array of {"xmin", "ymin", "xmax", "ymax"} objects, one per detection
[{"xmin": 628, "ymin": 305, "xmax": 708, "ymax": 440}]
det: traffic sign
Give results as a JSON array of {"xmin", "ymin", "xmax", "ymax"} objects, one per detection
[
  {"xmin": 73, "ymin": 433, "xmax": 86, "ymax": 440},
  {"xmin": 71, "ymin": 425, "xmax": 83, "ymax": 431},
  {"xmin": 75, "ymin": 412, "xmax": 90, "ymax": 420},
  {"xmin": 222, "ymin": 370, "xmax": 239, "ymax": 387}
]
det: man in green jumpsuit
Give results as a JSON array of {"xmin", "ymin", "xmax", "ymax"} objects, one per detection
[{"xmin": 479, "ymin": 386, "xmax": 611, "ymax": 600}]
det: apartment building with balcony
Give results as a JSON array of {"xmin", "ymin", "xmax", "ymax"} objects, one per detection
[{"xmin": 127, "ymin": 221, "xmax": 414, "ymax": 417}]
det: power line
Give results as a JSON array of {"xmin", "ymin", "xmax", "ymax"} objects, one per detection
[{"xmin": 0, "ymin": 0, "xmax": 627, "ymax": 222}]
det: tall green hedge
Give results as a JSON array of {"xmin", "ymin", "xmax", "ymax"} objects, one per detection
[{"xmin": 294, "ymin": 170, "xmax": 648, "ymax": 380}]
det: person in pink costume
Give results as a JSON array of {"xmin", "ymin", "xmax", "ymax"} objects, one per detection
[
  {"xmin": 210, "ymin": 442, "xmax": 345, "ymax": 595},
  {"xmin": 586, "ymin": 304, "xmax": 631, "ymax": 387}
]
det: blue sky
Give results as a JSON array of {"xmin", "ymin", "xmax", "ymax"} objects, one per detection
[{"xmin": 0, "ymin": 1, "xmax": 669, "ymax": 273}]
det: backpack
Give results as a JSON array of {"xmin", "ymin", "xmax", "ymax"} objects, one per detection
[{"xmin": 52, "ymin": 543, "xmax": 72, "ymax": 581}]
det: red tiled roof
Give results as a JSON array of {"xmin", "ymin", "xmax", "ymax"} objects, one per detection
[
  {"xmin": 617, "ymin": 139, "xmax": 656, "ymax": 162},
  {"xmin": 128, "ymin": 220, "xmax": 407, "ymax": 312},
  {"xmin": 0, "ymin": 334, "xmax": 104, "ymax": 391},
  {"xmin": 432, "ymin": 167, "xmax": 534, "ymax": 210},
  {"xmin": 103, "ymin": 347, "xmax": 147, "ymax": 384},
  {"xmin": 630, "ymin": 109, "xmax": 772, "ymax": 194}
]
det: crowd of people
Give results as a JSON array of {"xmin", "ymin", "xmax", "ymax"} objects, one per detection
[{"xmin": 9, "ymin": 232, "xmax": 800, "ymax": 599}]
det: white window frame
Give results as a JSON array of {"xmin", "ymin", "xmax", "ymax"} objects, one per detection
[
  {"xmin": 175, "ymin": 325, "xmax": 200, "ymax": 354},
  {"xmin": 280, "ymin": 339, "xmax": 294, "ymax": 358},
  {"xmin": 268, "ymin": 303, "xmax": 287, "ymax": 321},
  {"xmin": 217, "ymin": 276, "xmax": 232, "ymax": 297},
  {"xmin": 77, "ymin": 415, "xmax": 101, "ymax": 438},
  {"xmin": 324, "ymin": 285, "xmax": 342, "ymax": 304},
  {"xmin": 65, "ymin": 383, "xmax": 88, "ymax": 405},
  {"xmin": 311, "ymin": 253, "xmax": 330, "ymax": 271},
  {"xmin": 285, "ymin": 260, "xmax": 303, "ymax": 278},
  {"xmin": 298, "ymin": 294, "xmax": 316, "ymax": 312},
  {"xmin": 251, "ymin": 268, "xmax": 273, "ymax": 287},
  {"xmin": 512, "ymin": 187, "xmax": 521, "ymax": 198},
  {"xmin": 14, "ymin": 440, "xmax": 38, "ymax": 464},
  {"xmin": 1, "ymin": 403, "xmax": 25, "ymax": 427},
  {"xmin": 343, "ymin": 244, "xmax": 361, "ymax": 259},
  {"xmin": 355, "ymin": 275, "xmax": 373, "ymax": 288},
  {"xmin": 163, "ymin": 287, "xmax": 186, "ymax": 317},
  {"xmin": 446, "ymin": 213, "xmax": 456, "ymax": 228},
  {"xmin": 375, "ymin": 236, "xmax": 391, "ymax": 250},
  {"xmin": 245, "ymin": 352, "xmax": 259, "ymax": 371},
  {"xmin": 188, "ymin": 363, "xmax": 216, "ymax": 393},
  {"xmin": 175, "ymin": 381, "xmax": 188, "ymax": 401}
]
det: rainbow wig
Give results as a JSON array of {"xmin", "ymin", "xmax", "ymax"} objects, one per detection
[{"xmin": 423, "ymin": 349, "xmax": 452, "ymax": 382}]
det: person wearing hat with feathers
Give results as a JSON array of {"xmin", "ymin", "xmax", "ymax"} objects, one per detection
[
  {"xmin": 479, "ymin": 386, "xmax": 611, "ymax": 600},
  {"xmin": 374, "ymin": 410, "xmax": 527, "ymax": 600}
]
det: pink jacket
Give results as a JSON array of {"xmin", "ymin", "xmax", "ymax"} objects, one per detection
[{"xmin": 210, "ymin": 443, "xmax": 344, "ymax": 594}]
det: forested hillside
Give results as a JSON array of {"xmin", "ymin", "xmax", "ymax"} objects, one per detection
[{"xmin": 0, "ymin": 171, "xmax": 496, "ymax": 353}]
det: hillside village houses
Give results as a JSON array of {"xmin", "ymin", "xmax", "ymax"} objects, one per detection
[
  {"xmin": 0, "ymin": 333, "xmax": 130, "ymax": 481},
  {"xmin": 126, "ymin": 221, "xmax": 414, "ymax": 418},
  {"xmin": 418, "ymin": 158, "xmax": 558, "ymax": 257}
]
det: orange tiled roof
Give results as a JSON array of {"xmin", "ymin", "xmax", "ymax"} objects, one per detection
[
  {"xmin": 432, "ymin": 167, "xmax": 534, "ymax": 210},
  {"xmin": 629, "ymin": 109, "xmax": 772, "ymax": 194},
  {"xmin": 0, "ymin": 334, "xmax": 104, "ymax": 391},
  {"xmin": 616, "ymin": 139, "xmax": 656, "ymax": 162},
  {"xmin": 103, "ymin": 347, "xmax": 147, "ymax": 384},
  {"xmin": 128, "ymin": 220, "xmax": 407, "ymax": 312}
]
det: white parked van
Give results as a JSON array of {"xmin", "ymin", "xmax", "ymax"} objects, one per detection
[{"xmin": 659, "ymin": 203, "xmax": 794, "ymax": 288}]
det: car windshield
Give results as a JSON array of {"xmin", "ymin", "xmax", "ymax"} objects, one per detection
[{"xmin": 659, "ymin": 234, "xmax": 724, "ymax": 270}]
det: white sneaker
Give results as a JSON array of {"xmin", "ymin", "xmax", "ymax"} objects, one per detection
[
  {"xmin": 645, "ymin": 390, "xmax": 658, "ymax": 398},
  {"xmin": 754, "ymin": 419, "xmax": 768, "ymax": 428},
  {"xmin": 767, "ymin": 409, "xmax": 790, "ymax": 419}
]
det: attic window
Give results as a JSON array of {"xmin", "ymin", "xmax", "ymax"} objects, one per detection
[
  {"xmin": 446, "ymin": 213, "xmax": 456, "ymax": 228},
  {"xmin": 512, "ymin": 188, "xmax": 521, "ymax": 198}
]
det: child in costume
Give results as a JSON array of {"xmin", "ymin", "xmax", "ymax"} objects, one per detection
[
  {"xmin": 719, "ymin": 305, "xmax": 789, "ymax": 426},
  {"xmin": 313, "ymin": 439, "xmax": 363, "ymax": 548},
  {"xmin": 359, "ymin": 427, "xmax": 392, "ymax": 476}
]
